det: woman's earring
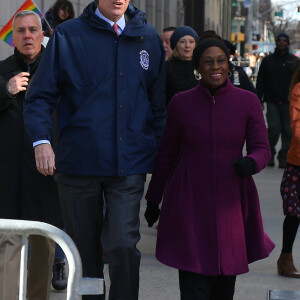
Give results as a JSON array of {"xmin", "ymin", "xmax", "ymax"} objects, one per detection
[
  {"xmin": 194, "ymin": 69, "xmax": 201, "ymax": 81},
  {"xmin": 228, "ymin": 70, "xmax": 233, "ymax": 77}
]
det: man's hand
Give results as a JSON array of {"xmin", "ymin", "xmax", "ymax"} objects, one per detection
[
  {"xmin": 6, "ymin": 72, "xmax": 30, "ymax": 95},
  {"xmin": 34, "ymin": 144, "xmax": 56, "ymax": 176}
]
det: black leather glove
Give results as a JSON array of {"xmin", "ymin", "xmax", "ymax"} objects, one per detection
[
  {"xmin": 232, "ymin": 157, "xmax": 257, "ymax": 178},
  {"xmin": 144, "ymin": 201, "xmax": 160, "ymax": 227}
]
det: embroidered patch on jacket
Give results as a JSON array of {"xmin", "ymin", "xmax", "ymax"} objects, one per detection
[{"xmin": 139, "ymin": 50, "xmax": 149, "ymax": 70}]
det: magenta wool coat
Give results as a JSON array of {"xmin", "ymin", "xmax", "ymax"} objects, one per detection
[{"xmin": 145, "ymin": 79, "xmax": 275, "ymax": 276}]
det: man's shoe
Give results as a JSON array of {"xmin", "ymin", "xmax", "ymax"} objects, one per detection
[
  {"xmin": 267, "ymin": 157, "xmax": 275, "ymax": 167},
  {"xmin": 278, "ymin": 161, "xmax": 287, "ymax": 169},
  {"xmin": 52, "ymin": 262, "xmax": 68, "ymax": 291}
]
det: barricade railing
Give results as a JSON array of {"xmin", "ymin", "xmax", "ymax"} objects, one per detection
[{"xmin": 0, "ymin": 219, "xmax": 104, "ymax": 300}]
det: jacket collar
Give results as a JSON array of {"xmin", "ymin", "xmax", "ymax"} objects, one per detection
[
  {"xmin": 197, "ymin": 78, "xmax": 233, "ymax": 98},
  {"xmin": 14, "ymin": 46, "xmax": 44, "ymax": 78},
  {"xmin": 80, "ymin": 2, "xmax": 148, "ymax": 37},
  {"xmin": 274, "ymin": 47, "xmax": 290, "ymax": 57},
  {"xmin": 95, "ymin": 7, "xmax": 126, "ymax": 31}
]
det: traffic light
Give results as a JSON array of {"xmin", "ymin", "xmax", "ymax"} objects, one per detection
[
  {"xmin": 252, "ymin": 34, "xmax": 260, "ymax": 41},
  {"xmin": 230, "ymin": 32, "xmax": 245, "ymax": 43},
  {"xmin": 231, "ymin": 33, "xmax": 238, "ymax": 43},
  {"xmin": 238, "ymin": 32, "xmax": 245, "ymax": 42},
  {"xmin": 298, "ymin": 6, "xmax": 300, "ymax": 13}
]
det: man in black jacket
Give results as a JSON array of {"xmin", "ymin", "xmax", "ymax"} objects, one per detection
[
  {"xmin": 0, "ymin": 10, "xmax": 63, "ymax": 299},
  {"xmin": 256, "ymin": 33, "xmax": 299, "ymax": 168}
]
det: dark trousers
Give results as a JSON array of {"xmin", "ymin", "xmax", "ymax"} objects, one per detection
[
  {"xmin": 54, "ymin": 242, "xmax": 65, "ymax": 262},
  {"xmin": 266, "ymin": 102, "xmax": 292, "ymax": 162},
  {"xmin": 179, "ymin": 270, "xmax": 236, "ymax": 300},
  {"xmin": 55, "ymin": 174, "xmax": 145, "ymax": 300}
]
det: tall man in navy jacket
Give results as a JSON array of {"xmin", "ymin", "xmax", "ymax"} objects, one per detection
[{"xmin": 24, "ymin": 1, "xmax": 165, "ymax": 299}]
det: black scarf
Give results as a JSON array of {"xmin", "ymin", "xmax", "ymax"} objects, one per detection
[{"xmin": 14, "ymin": 46, "xmax": 44, "ymax": 79}]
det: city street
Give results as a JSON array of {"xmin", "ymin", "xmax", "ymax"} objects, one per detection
[
  {"xmin": 0, "ymin": 0, "xmax": 299, "ymax": 299},
  {"xmin": 50, "ymin": 161, "xmax": 300, "ymax": 300}
]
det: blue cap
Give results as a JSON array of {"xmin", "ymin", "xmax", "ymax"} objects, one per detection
[{"xmin": 170, "ymin": 26, "xmax": 199, "ymax": 50}]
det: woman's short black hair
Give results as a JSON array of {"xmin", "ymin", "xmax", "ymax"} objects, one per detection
[{"xmin": 52, "ymin": 0, "xmax": 75, "ymax": 23}]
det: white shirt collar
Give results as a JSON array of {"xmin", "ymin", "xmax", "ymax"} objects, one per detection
[{"xmin": 95, "ymin": 7, "xmax": 126, "ymax": 32}]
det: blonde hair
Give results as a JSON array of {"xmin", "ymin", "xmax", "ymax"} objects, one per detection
[{"xmin": 170, "ymin": 47, "xmax": 181, "ymax": 60}]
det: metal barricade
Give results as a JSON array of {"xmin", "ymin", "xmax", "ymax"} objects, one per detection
[{"xmin": 0, "ymin": 219, "xmax": 104, "ymax": 300}]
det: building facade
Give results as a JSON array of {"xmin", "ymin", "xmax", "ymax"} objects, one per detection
[
  {"xmin": 130, "ymin": 0, "xmax": 185, "ymax": 32},
  {"xmin": 184, "ymin": 0, "xmax": 232, "ymax": 39},
  {"xmin": 0, "ymin": 0, "xmax": 185, "ymax": 60},
  {"xmin": 0, "ymin": 0, "xmax": 231, "ymax": 59}
]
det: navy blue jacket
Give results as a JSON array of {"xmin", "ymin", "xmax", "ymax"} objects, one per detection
[{"xmin": 24, "ymin": 2, "xmax": 166, "ymax": 176}]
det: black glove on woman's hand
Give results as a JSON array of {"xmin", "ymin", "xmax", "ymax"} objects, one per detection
[
  {"xmin": 144, "ymin": 201, "xmax": 160, "ymax": 227},
  {"xmin": 232, "ymin": 157, "xmax": 257, "ymax": 178}
]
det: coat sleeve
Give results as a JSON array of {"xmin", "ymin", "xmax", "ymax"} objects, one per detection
[
  {"xmin": 245, "ymin": 95, "xmax": 271, "ymax": 172},
  {"xmin": 0, "ymin": 76, "xmax": 13, "ymax": 113},
  {"xmin": 165, "ymin": 62, "xmax": 174, "ymax": 107},
  {"xmin": 145, "ymin": 95, "xmax": 182, "ymax": 203},
  {"xmin": 0, "ymin": 57, "xmax": 18, "ymax": 112},
  {"xmin": 42, "ymin": 10, "xmax": 55, "ymax": 37},
  {"xmin": 148, "ymin": 37, "xmax": 166, "ymax": 146},
  {"xmin": 289, "ymin": 85, "xmax": 300, "ymax": 145},
  {"xmin": 255, "ymin": 57, "xmax": 267, "ymax": 102},
  {"xmin": 238, "ymin": 68, "xmax": 257, "ymax": 95},
  {"xmin": 23, "ymin": 31, "xmax": 61, "ymax": 143}
]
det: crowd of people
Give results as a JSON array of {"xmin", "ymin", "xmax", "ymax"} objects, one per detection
[{"xmin": 0, "ymin": 0, "xmax": 300, "ymax": 299}]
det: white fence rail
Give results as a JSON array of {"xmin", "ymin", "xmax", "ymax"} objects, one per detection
[{"xmin": 0, "ymin": 219, "xmax": 104, "ymax": 300}]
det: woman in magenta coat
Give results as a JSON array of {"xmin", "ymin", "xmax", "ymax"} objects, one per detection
[{"xmin": 144, "ymin": 34, "xmax": 275, "ymax": 299}]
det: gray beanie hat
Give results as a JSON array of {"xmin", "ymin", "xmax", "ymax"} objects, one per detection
[{"xmin": 170, "ymin": 26, "xmax": 199, "ymax": 50}]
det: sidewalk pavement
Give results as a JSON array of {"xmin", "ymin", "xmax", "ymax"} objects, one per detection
[{"xmin": 51, "ymin": 164, "xmax": 300, "ymax": 300}]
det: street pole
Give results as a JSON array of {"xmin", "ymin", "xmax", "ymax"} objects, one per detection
[
  {"xmin": 247, "ymin": 0, "xmax": 253, "ymax": 52},
  {"xmin": 236, "ymin": 1, "xmax": 241, "ymax": 55}
]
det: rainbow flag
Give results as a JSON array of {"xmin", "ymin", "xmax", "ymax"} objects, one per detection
[{"xmin": 0, "ymin": 0, "xmax": 43, "ymax": 47}]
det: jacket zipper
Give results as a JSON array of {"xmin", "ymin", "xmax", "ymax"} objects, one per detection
[{"xmin": 211, "ymin": 94, "xmax": 221, "ymax": 272}]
